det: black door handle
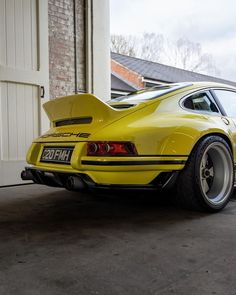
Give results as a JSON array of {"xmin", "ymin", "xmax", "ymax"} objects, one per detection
[{"xmin": 40, "ymin": 86, "xmax": 45, "ymax": 98}]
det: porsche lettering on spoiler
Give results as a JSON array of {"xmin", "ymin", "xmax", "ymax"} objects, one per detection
[{"xmin": 40, "ymin": 132, "xmax": 91, "ymax": 139}]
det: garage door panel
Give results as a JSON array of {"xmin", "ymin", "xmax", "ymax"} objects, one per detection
[
  {"xmin": 15, "ymin": 0, "xmax": 25, "ymax": 69},
  {"xmin": 24, "ymin": 85, "xmax": 39, "ymax": 149},
  {"xmin": 5, "ymin": 0, "xmax": 16, "ymax": 68},
  {"xmin": 0, "ymin": 82, "xmax": 8, "ymax": 161},
  {"xmin": 22, "ymin": 0, "xmax": 38, "ymax": 71},
  {"xmin": 0, "ymin": 0, "xmax": 48, "ymax": 186},
  {"xmin": 0, "ymin": 0, "xmax": 7, "ymax": 65},
  {"xmin": 0, "ymin": 82, "xmax": 39, "ymax": 161},
  {"xmin": 1, "ymin": 0, "xmax": 38, "ymax": 71},
  {"xmin": 16, "ymin": 84, "xmax": 27, "ymax": 160},
  {"xmin": 31, "ymin": 0, "xmax": 38, "ymax": 71}
]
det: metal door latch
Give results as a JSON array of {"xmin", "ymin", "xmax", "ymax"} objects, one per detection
[{"xmin": 40, "ymin": 86, "xmax": 45, "ymax": 98}]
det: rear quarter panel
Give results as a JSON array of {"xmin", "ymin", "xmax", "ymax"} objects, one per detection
[{"xmin": 91, "ymin": 96, "xmax": 234, "ymax": 158}]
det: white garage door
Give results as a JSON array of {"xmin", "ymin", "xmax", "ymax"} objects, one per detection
[{"xmin": 0, "ymin": 0, "xmax": 49, "ymax": 186}]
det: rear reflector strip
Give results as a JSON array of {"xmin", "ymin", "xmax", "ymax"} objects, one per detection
[{"xmin": 82, "ymin": 160, "xmax": 186, "ymax": 166}]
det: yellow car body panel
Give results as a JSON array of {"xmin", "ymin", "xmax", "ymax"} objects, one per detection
[{"xmin": 24, "ymin": 82, "xmax": 236, "ymax": 187}]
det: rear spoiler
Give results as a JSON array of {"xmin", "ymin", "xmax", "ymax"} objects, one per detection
[{"xmin": 43, "ymin": 93, "xmax": 119, "ymax": 124}]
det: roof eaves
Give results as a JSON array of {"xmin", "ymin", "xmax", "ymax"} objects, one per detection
[
  {"xmin": 112, "ymin": 58, "xmax": 144, "ymax": 81},
  {"xmin": 111, "ymin": 71, "xmax": 139, "ymax": 91}
]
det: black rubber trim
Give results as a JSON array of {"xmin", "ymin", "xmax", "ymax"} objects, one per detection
[
  {"xmin": 39, "ymin": 160, "xmax": 71, "ymax": 165},
  {"xmin": 36, "ymin": 141, "xmax": 83, "ymax": 143},
  {"xmin": 136, "ymin": 154, "xmax": 188, "ymax": 157},
  {"xmin": 86, "ymin": 154, "xmax": 188, "ymax": 158},
  {"xmin": 81, "ymin": 160, "xmax": 186, "ymax": 166}
]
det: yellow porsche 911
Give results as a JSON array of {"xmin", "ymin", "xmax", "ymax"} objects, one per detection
[{"xmin": 21, "ymin": 82, "xmax": 236, "ymax": 212}]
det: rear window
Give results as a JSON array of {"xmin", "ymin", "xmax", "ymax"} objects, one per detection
[
  {"xmin": 109, "ymin": 83, "xmax": 192, "ymax": 103},
  {"xmin": 183, "ymin": 92, "xmax": 219, "ymax": 113}
]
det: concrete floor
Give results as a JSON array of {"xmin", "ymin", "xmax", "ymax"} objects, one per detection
[{"xmin": 0, "ymin": 185, "xmax": 236, "ymax": 295}]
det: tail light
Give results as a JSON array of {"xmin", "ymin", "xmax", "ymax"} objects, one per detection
[{"xmin": 87, "ymin": 141, "xmax": 137, "ymax": 156}]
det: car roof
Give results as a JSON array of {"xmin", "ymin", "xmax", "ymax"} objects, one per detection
[
  {"xmin": 109, "ymin": 81, "xmax": 236, "ymax": 107},
  {"xmin": 172, "ymin": 81, "xmax": 236, "ymax": 91}
]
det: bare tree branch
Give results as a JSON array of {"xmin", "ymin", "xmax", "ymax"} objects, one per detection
[
  {"xmin": 111, "ymin": 35, "xmax": 137, "ymax": 56},
  {"xmin": 111, "ymin": 33, "xmax": 220, "ymax": 76}
]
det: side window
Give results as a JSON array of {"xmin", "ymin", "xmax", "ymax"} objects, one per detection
[
  {"xmin": 183, "ymin": 92, "xmax": 219, "ymax": 113},
  {"xmin": 214, "ymin": 90, "xmax": 236, "ymax": 118}
]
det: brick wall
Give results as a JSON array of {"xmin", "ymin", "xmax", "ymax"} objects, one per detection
[
  {"xmin": 111, "ymin": 60, "xmax": 145, "ymax": 89},
  {"xmin": 48, "ymin": 0, "xmax": 86, "ymax": 98}
]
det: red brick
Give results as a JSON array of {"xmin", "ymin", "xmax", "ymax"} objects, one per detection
[
  {"xmin": 48, "ymin": 0, "xmax": 85, "ymax": 98},
  {"xmin": 111, "ymin": 60, "xmax": 144, "ymax": 89}
]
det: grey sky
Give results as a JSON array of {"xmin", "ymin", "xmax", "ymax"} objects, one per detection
[{"xmin": 110, "ymin": 0, "xmax": 236, "ymax": 81}]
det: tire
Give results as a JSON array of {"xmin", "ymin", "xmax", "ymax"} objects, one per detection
[{"xmin": 177, "ymin": 136, "xmax": 234, "ymax": 212}]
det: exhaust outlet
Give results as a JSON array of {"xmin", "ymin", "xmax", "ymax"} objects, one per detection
[
  {"xmin": 21, "ymin": 169, "xmax": 34, "ymax": 181},
  {"xmin": 66, "ymin": 176, "xmax": 85, "ymax": 191}
]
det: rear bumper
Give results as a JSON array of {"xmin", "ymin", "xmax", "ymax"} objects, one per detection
[
  {"xmin": 21, "ymin": 167, "xmax": 179, "ymax": 192},
  {"xmin": 26, "ymin": 142, "xmax": 187, "ymax": 185}
]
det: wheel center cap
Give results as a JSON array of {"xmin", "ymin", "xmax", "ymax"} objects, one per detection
[{"xmin": 203, "ymin": 169, "xmax": 210, "ymax": 178}]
